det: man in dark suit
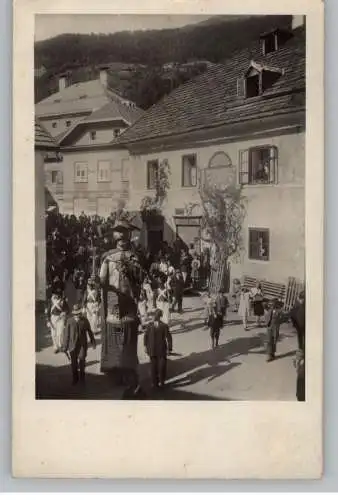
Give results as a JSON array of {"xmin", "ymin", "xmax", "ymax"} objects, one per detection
[
  {"xmin": 62, "ymin": 304, "xmax": 96, "ymax": 385},
  {"xmin": 290, "ymin": 291, "xmax": 305, "ymax": 351},
  {"xmin": 143, "ymin": 309, "xmax": 173, "ymax": 389}
]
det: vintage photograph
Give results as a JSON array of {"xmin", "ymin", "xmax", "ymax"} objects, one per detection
[{"xmin": 35, "ymin": 13, "xmax": 306, "ymax": 402}]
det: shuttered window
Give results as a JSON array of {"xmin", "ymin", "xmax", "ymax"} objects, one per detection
[
  {"xmin": 239, "ymin": 146, "xmax": 278, "ymax": 185},
  {"xmin": 182, "ymin": 154, "xmax": 197, "ymax": 187},
  {"xmin": 147, "ymin": 160, "xmax": 159, "ymax": 189},
  {"xmin": 249, "ymin": 228, "xmax": 270, "ymax": 261},
  {"xmin": 74, "ymin": 162, "xmax": 88, "ymax": 183}
]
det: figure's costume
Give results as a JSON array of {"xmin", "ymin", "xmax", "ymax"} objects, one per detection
[
  {"xmin": 99, "ymin": 223, "xmax": 143, "ymax": 376},
  {"xmin": 82, "ymin": 284, "xmax": 102, "ymax": 335},
  {"xmin": 46, "ymin": 293, "xmax": 69, "ymax": 352}
]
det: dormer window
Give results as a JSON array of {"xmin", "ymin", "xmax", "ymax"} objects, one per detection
[
  {"xmin": 260, "ymin": 28, "xmax": 292, "ymax": 56},
  {"xmin": 113, "ymin": 129, "xmax": 120, "ymax": 138},
  {"xmin": 237, "ymin": 61, "xmax": 283, "ymax": 98},
  {"xmin": 261, "ymin": 33, "xmax": 278, "ymax": 55}
]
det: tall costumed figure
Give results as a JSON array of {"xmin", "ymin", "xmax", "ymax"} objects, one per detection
[{"xmin": 99, "ymin": 219, "xmax": 144, "ymax": 387}]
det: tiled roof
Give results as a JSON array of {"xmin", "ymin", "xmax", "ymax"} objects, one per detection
[
  {"xmin": 83, "ymin": 100, "xmax": 144, "ymax": 125},
  {"xmin": 35, "ymin": 79, "xmax": 133, "ymax": 118},
  {"xmin": 35, "ymin": 120, "xmax": 57, "ymax": 149},
  {"xmin": 57, "ymin": 99, "xmax": 144, "ymax": 146},
  {"xmin": 117, "ymin": 26, "xmax": 305, "ymax": 146}
]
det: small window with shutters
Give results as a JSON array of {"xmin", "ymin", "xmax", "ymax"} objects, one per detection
[
  {"xmin": 249, "ymin": 228, "xmax": 270, "ymax": 261},
  {"xmin": 182, "ymin": 154, "xmax": 197, "ymax": 187},
  {"xmin": 239, "ymin": 146, "xmax": 278, "ymax": 185},
  {"xmin": 147, "ymin": 160, "xmax": 159, "ymax": 189}
]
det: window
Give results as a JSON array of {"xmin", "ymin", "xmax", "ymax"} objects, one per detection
[
  {"xmin": 90, "ymin": 131, "xmax": 97, "ymax": 141},
  {"xmin": 52, "ymin": 122, "xmax": 57, "ymax": 129},
  {"xmin": 239, "ymin": 146, "xmax": 278, "ymax": 185},
  {"xmin": 147, "ymin": 160, "xmax": 159, "ymax": 189},
  {"xmin": 51, "ymin": 170, "xmax": 59, "ymax": 184},
  {"xmin": 113, "ymin": 129, "xmax": 120, "ymax": 138},
  {"xmin": 238, "ymin": 66, "xmax": 282, "ymax": 98},
  {"xmin": 97, "ymin": 160, "xmax": 111, "ymax": 182},
  {"xmin": 66, "ymin": 120, "xmax": 71, "ymax": 128},
  {"xmin": 74, "ymin": 162, "xmax": 88, "ymax": 183},
  {"xmin": 249, "ymin": 228, "xmax": 270, "ymax": 261},
  {"xmin": 262, "ymin": 34, "xmax": 277, "ymax": 55},
  {"xmin": 182, "ymin": 154, "xmax": 197, "ymax": 187}
]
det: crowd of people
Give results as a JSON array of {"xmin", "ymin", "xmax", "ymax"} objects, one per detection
[{"xmin": 44, "ymin": 211, "xmax": 305, "ymax": 400}]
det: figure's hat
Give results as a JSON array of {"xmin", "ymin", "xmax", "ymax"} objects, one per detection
[
  {"xmin": 72, "ymin": 304, "xmax": 82, "ymax": 315},
  {"xmin": 112, "ymin": 219, "xmax": 139, "ymax": 232}
]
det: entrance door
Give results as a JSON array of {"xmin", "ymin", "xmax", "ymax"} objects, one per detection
[{"xmin": 176, "ymin": 225, "xmax": 201, "ymax": 253}]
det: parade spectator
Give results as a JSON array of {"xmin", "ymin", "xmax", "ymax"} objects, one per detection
[
  {"xmin": 265, "ymin": 299, "xmax": 289, "ymax": 362},
  {"xmin": 290, "ymin": 290, "xmax": 305, "ymax": 351},
  {"xmin": 216, "ymin": 288, "xmax": 229, "ymax": 327},
  {"xmin": 82, "ymin": 276, "xmax": 102, "ymax": 335},
  {"xmin": 251, "ymin": 282, "xmax": 265, "ymax": 326},
  {"xmin": 143, "ymin": 308, "xmax": 173, "ymax": 389},
  {"xmin": 191, "ymin": 253, "xmax": 201, "ymax": 289},
  {"xmin": 238, "ymin": 287, "xmax": 251, "ymax": 331},
  {"xmin": 45, "ymin": 289, "xmax": 69, "ymax": 353},
  {"xmin": 231, "ymin": 278, "xmax": 241, "ymax": 312},
  {"xmin": 62, "ymin": 304, "xmax": 96, "ymax": 385},
  {"xmin": 156, "ymin": 277, "xmax": 171, "ymax": 325},
  {"xmin": 206, "ymin": 295, "xmax": 223, "ymax": 349},
  {"xmin": 180, "ymin": 249, "xmax": 191, "ymax": 284},
  {"xmin": 294, "ymin": 348, "xmax": 305, "ymax": 401},
  {"xmin": 138, "ymin": 289, "xmax": 148, "ymax": 327},
  {"xmin": 171, "ymin": 269, "xmax": 185, "ymax": 314}
]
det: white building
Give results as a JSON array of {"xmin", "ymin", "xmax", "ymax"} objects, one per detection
[{"xmin": 117, "ymin": 19, "xmax": 306, "ymax": 286}]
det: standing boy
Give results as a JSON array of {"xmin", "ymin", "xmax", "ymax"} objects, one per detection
[
  {"xmin": 143, "ymin": 309, "xmax": 173, "ymax": 389},
  {"xmin": 62, "ymin": 304, "xmax": 96, "ymax": 385}
]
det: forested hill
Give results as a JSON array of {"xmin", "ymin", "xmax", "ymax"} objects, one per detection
[
  {"xmin": 35, "ymin": 15, "xmax": 292, "ymax": 71},
  {"xmin": 35, "ymin": 15, "xmax": 293, "ymax": 108}
]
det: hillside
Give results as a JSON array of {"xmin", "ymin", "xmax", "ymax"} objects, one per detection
[{"xmin": 35, "ymin": 15, "xmax": 293, "ymax": 108}]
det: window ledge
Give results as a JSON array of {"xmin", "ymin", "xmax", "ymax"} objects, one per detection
[{"xmin": 248, "ymin": 258, "xmax": 270, "ymax": 263}]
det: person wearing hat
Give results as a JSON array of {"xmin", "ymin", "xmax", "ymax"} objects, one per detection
[
  {"xmin": 99, "ymin": 218, "xmax": 144, "ymax": 380},
  {"xmin": 143, "ymin": 308, "xmax": 173, "ymax": 389},
  {"xmin": 62, "ymin": 304, "xmax": 96, "ymax": 385},
  {"xmin": 82, "ymin": 276, "xmax": 102, "ymax": 335}
]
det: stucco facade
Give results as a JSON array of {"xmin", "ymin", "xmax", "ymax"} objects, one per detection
[
  {"xmin": 127, "ymin": 127, "xmax": 305, "ymax": 284},
  {"xmin": 46, "ymin": 147, "xmax": 131, "ymax": 216}
]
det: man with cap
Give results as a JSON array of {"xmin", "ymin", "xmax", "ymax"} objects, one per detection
[
  {"xmin": 62, "ymin": 304, "xmax": 96, "ymax": 385},
  {"xmin": 265, "ymin": 298, "xmax": 289, "ymax": 362},
  {"xmin": 143, "ymin": 308, "xmax": 173, "ymax": 389}
]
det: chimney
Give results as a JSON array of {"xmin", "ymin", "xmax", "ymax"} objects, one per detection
[
  {"xmin": 58, "ymin": 75, "xmax": 67, "ymax": 92},
  {"xmin": 292, "ymin": 15, "xmax": 305, "ymax": 30},
  {"xmin": 99, "ymin": 67, "xmax": 108, "ymax": 87}
]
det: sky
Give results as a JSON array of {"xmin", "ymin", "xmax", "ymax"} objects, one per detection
[{"xmin": 35, "ymin": 14, "xmax": 214, "ymax": 42}]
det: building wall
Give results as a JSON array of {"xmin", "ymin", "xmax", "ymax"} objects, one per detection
[
  {"xmin": 38, "ymin": 115, "xmax": 87, "ymax": 138},
  {"xmin": 127, "ymin": 130, "xmax": 305, "ymax": 283},
  {"xmin": 46, "ymin": 148, "xmax": 131, "ymax": 216},
  {"xmin": 74, "ymin": 126, "xmax": 127, "ymax": 147},
  {"xmin": 35, "ymin": 150, "xmax": 46, "ymax": 301}
]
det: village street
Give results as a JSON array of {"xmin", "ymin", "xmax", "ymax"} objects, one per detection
[{"xmin": 36, "ymin": 294, "xmax": 298, "ymax": 401}]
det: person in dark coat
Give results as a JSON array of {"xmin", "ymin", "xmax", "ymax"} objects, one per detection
[
  {"xmin": 143, "ymin": 309, "xmax": 173, "ymax": 388},
  {"xmin": 62, "ymin": 304, "xmax": 96, "ymax": 385},
  {"xmin": 294, "ymin": 348, "xmax": 305, "ymax": 401},
  {"xmin": 290, "ymin": 291, "xmax": 305, "ymax": 351},
  {"xmin": 171, "ymin": 270, "xmax": 185, "ymax": 313},
  {"xmin": 265, "ymin": 299, "xmax": 289, "ymax": 362}
]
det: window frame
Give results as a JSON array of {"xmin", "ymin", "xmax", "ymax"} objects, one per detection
[
  {"xmin": 74, "ymin": 162, "xmax": 88, "ymax": 183},
  {"xmin": 52, "ymin": 122, "xmax": 57, "ymax": 129},
  {"xmin": 181, "ymin": 154, "xmax": 197, "ymax": 187},
  {"xmin": 113, "ymin": 129, "xmax": 121, "ymax": 138},
  {"xmin": 147, "ymin": 159, "xmax": 159, "ymax": 190},
  {"xmin": 239, "ymin": 145, "xmax": 278, "ymax": 186},
  {"xmin": 248, "ymin": 228, "xmax": 270, "ymax": 261},
  {"xmin": 66, "ymin": 120, "xmax": 72, "ymax": 128},
  {"xmin": 97, "ymin": 160, "xmax": 111, "ymax": 183},
  {"xmin": 90, "ymin": 130, "xmax": 97, "ymax": 141}
]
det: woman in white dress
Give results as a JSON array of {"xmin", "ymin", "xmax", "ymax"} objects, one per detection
[
  {"xmin": 156, "ymin": 279, "xmax": 171, "ymax": 326},
  {"xmin": 82, "ymin": 277, "xmax": 102, "ymax": 335},
  {"xmin": 238, "ymin": 287, "xmax": 251, "ymax": 331},
  {"xmin": 142, "ymin": 276, "xmax": 154, "ymax": 313},
  {"xmin": 46, "ymin": 291, "xmax": 69, "ymax": 353}
]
